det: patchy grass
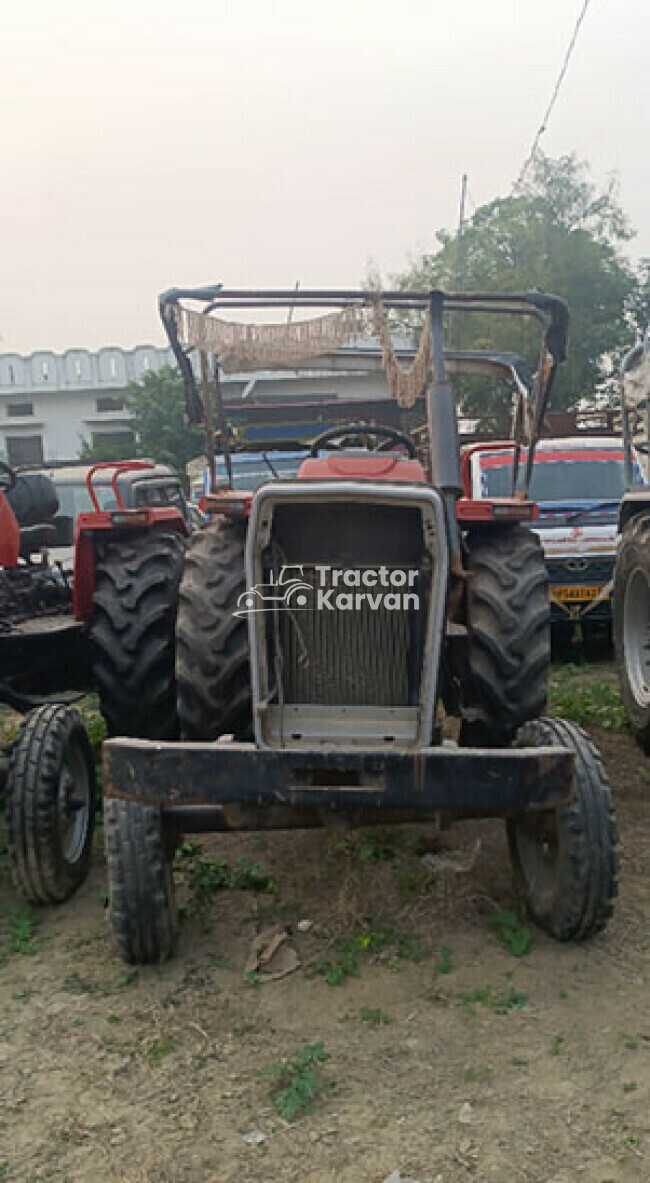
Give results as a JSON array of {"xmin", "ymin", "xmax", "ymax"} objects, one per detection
[
  {"xmin": 6, "ymin": 905, "xmax": 41, "ymax": 955},
  {"xmin": 491, "ymin": 908, "xmax": 532, "ymax": 957},
  {"xmin": 263, "ymin": 1042, "xmax": 330, "ymax": 1122},
  {"xmin": 308, "ymin": 922, "xmax": 430, "ymax": 987},
  {"xmin": 358, "ymin": 1006, "xmax": 392, "ymax": 1026},
  {"xmin": 175, "ymin": 842, "xmax": 277, "ymax": 913},
  {"xmin": 435, "ymin": 945, "xmax": 453, "ymax": 975},
  {"xmin": 147, "ymin": 1037, "xmax": 176, "ymax": 1067},
  {"xmin": 549, "ymin": 666, "xmax": 626, "ymax": 730},
  {"xmin": 460, "ymin": 984, "xmax": 529, "ymax": 1016}
]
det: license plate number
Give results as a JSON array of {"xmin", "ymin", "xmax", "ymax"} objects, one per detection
[{"xmin": 552, "ymin": 585, "xmax": 605, "ymax": 603}]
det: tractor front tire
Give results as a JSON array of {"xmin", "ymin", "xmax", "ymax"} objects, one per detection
[
  {"xmin": 612, "ymin": 513, "xmax": 650, "ymax": 751},
  {"xmin": 462, "ymin": 525, "xmax": 550, "ymax": 746},
  {"xmin": 105, "ymin": 798, "xmax": 178, "ymax": 964},
  {"xmin": 176, "ymin": 520, "xmax": 252, "ymax": 740},
  {"xmin": 5, "ymin": 705, "xmax": 96, "ymax": 904},
  {"xmin": 508, "ymin": 717, "xmax": 618, "ymax": 941},
  {"xmin": 91, "ymin": 530, "xmax": 187, "ymax": 738}
]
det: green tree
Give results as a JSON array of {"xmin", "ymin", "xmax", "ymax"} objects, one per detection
[
  {"xmin": 80, "ymin": 367, "xmax": 204, "ymax": 476},
  {"xmin": 398, "ymin": 153, "xmax": 639, "ymax": 413}
]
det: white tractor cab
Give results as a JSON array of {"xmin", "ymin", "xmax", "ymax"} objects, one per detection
[
  {"xmin": 17, "ymin": 461, "xmax": 189, "ymax": 569},
  {"xmin": 463, "ymin": 413, "xmax": 639, "ymax": 642}
]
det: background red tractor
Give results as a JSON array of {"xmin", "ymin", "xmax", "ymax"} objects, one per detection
[{"xmin": 1, "ymin": 457, "xmax": 191, "ymax": 905}]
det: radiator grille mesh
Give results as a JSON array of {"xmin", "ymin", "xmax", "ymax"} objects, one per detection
[{"xmin": 271, "ymin": 566, "xmax": 428, "ymax": 707}]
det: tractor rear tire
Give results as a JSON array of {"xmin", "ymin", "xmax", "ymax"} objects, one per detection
[
  {"xmin": 508, "ymin": 717, "xmax": 618, "ymax": 940},
  {"xmin": 5, "ymin": 705, "xmax": 95, "ymax": 904},
  {"xmin": 104, "ymin": 798, "xmax": 178, "ymax": 964},
  {"xmin": 612, "ymin": 513, "xmax": 650, "ymax": 751},
  {"xmin": 176, "ymin": 519, "xmax": 252, "ymax": 740},
  {"xmin": 461, "ymin": 525, "xmax": 550, "ymax": 746},
  {"xmin": 91, "ymin": 530, "xmax": 187, "ymax": 738}
]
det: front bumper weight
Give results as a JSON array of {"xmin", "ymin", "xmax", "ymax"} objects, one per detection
[{"xmin": 103, "ymin": 739, "xmax": 573, "ymax": 821}]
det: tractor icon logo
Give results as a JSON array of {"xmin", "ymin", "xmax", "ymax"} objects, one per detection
[{"xmin": 234, "ymin": 565, "xmax": 313, "ymax": 616}]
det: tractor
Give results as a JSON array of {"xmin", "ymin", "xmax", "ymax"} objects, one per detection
[
  {"xmin": 612, "ymin": 332, "xmax": 650, "ymax": 746},
  {"xmin": 1, "ymin": 459, "xmax": 96, "ymax": 903},
  {"xmin": 1, "ymin": 457, "xmax": 191, "ymax": 904},
  {"xmin": 100, "ymin": 285, "xmax": 618, "ymax": 964}
]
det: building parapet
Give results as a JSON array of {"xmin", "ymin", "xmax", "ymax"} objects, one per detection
[{"xmin": 0, "ymin": 344, "xmax": 175, "ymax": 395}]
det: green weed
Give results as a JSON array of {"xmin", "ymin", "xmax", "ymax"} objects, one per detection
[
  {"xmin": 147, "ymin": 1037, "xmax": 176, "ymax": 1066},
  {"xmin": 309, "ymin": 922, "xmax": 428, "ymax": 986},
  {"xmin": 435, "ymin": 946, "xmax": 453, "ymax": 975},
  {"xmin": 117, "ymin": 969, "xmax": 138, "ymax": 988},
  {"xmin": 7, "ymin": 905, "xmax": 41, "ymax": 955},
  {"xmin": 11, "ymin": 989, "xmax": 33, "ymax": 1002},
  {"xmin": 491, "ymin": 908, "xmax": 532, "ymax": 957},
  {"xmin": 461, "ymin": 984, "xmax": 528, "ymax": 1016},
  {"xmin": 180, "ymin": 847, "xmax": 277, "ymax": 912},
  {"xmin": 331, "ymin": 829, "xmax": 412, "ymax": 863},
  {"xmin": 359, "ymin": 1006, "xmax": 392, "ymax": 1026},
  {"xmin": 549, "ymin": 669, "xmax": 626, "ymax": 730},
  {"xmin": 552, "ymin": 1035, "xmax": 564, "ymax": 1056},
  {"xmin": 263, "ymin": 1042, "xmax": 329, "ymax": 1122}
]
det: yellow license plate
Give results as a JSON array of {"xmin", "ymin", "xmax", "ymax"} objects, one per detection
[{"xmin": 552, "ymin": 585, "xmax": 605, "ymax": 603}]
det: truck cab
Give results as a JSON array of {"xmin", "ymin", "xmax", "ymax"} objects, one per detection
[{"xmin": 464, "ymin": 433, "xmax": 637, "ymax": 635}]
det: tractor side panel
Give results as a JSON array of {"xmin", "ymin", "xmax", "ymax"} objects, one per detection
[{"xmin": 0, "ymin": 493, "xmax": 20, "ymax": 567}]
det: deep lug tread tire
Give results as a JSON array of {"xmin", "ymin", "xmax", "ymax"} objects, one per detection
[
  {"xmin": 5, "ymin": 705, "xmax": 96, "ymax": 904},
  {"xmin": 463, "ymin": 525, "xmax": 550, "ymax": 744},
  {"xmin": 104, "ymin": 798, "xmax": 177, "ymax": 964},
  {"xmin": 91, "ymin": 530, "xmax": 187, "ymax": 738},
  {"xmin": 612, "ymin": 513, "xmax": 650, "ymax": 751},
  {"xmin": 176, "ymin": 519, "xmax": 252, "ymax": 740},
  {"xmin": 509, "ymin": 717, "xmax": 618, "ymax": 941}
]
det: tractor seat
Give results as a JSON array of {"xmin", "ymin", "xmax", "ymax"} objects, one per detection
[
  {"xmin": 298, "ymin": 452, "xmax": 427, "ymax": 483},
  {"xmin": 6, "ymin": 473, "xmax": 60, "ymax": 558},
  {"xmin": 6, "ymin": 472, "xmax": 59, "ymax": 527}
]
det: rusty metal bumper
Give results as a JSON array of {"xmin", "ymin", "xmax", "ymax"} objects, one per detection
[{"xmin": 103, "ymin": 739, "xmax": 573, "ymax": 829}]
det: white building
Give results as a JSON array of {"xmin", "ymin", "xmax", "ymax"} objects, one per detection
[
  {"xmin": 0, "ymin": 341, "xmax": 399, "ymax": 466},
  {"xmin": 0, "ymin": 345, "xmax": 175, "ymax": 465}
]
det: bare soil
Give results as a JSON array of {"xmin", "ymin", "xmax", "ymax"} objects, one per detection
[{"xmin": 1, "ymin": 687, "xmax": 649, "ymax": 1181}]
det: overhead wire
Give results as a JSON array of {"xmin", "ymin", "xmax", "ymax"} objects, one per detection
[{"xmin": 514, "ymin": 0, "xmax": 592, "ymax": 190}]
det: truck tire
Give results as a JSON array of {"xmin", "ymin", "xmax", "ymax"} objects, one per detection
[
  {"xmin": 5, "ymin": 705, "xmax": 95, "ymax": 904},
  {"xmin": 104, "ymin": 798, "xmax": 177, "ymax": 964},
  {"xmin": 508, "ymin": 717, "xmax": 618, "ymax": 940},
  {"xmin": 176, "ymin": 520, "xmax": 252, "ymax": 740},
  {"xmin": 613, "ymin": 513, "xmax": 650, "ymax": 750},
  {"xmin": 461, "ymin": 525, "xmax": 550, "ymax": 745},
  {"xmin": 91, "ymin": 530, "xmax": 186, "ymax": 738}
]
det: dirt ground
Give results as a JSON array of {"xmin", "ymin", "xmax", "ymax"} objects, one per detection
[{"xmin": 1, "ymin": 666, "xmax": 649, "ymax": 1182}]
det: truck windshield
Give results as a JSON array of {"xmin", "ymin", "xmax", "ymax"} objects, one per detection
[{"xmin": 478, "ymin": 448, "xmax": 626, "ymax": 502}]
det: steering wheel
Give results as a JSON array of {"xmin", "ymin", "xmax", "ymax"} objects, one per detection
[
  {"xmin": 310, "ymin": 424, "xmax": 416, "ymax": 458},
  {"xmin": 0, "ymin": 460, "xmax": 16, "ymax": 493}
]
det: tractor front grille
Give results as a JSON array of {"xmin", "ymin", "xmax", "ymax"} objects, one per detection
[
  {"xmin": 277, "ymin": 564, "xmax": 428, "ymax": 708},
  {"xmin": 248, "ymin": 485, "xmax": 447, "ymax": 749}
]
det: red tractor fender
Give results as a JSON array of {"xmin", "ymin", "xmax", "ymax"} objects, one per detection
[
  {"xmin": 73, "ymin": 508, "xmax": 189, "ymax": 622},
  {"xmin": 0, "ymin": 491, "xmax": 20, "ymax": 567}
]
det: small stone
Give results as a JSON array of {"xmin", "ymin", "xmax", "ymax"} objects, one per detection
[
  {"xmin": 297, "ymin": 919, "xmax": 313, "ymax": 932},
  {"xmin": 458, "ymin": 1102, "xmax": 473, "ymax": 1125},
  {"xmin": 242, "ymin": 1129, "xmax": 266, "ymax": 1146}
]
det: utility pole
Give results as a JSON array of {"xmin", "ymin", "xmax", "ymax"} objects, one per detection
[
  {"xmin": 456, "ymin": 173, "xmax": 467, "ymax": 292},
  {"xmin": 450, "ymin": 173, "xmax": 468, "ymax": 347}
]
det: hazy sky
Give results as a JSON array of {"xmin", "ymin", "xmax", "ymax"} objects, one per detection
[{"xmin": 1, "ymin": 0, "xmax": 648, "ymax": 353}]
